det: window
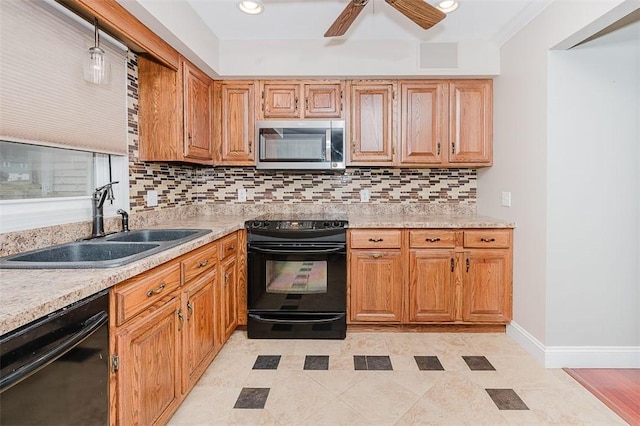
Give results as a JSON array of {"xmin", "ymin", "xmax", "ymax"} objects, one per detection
[
  {"xmin": 0, "ymin": 141, "xmax": 129, "ymax": 233},
  {"xmin": 0, "ymin": 141, "xmax": 94, "ymax": 200}
]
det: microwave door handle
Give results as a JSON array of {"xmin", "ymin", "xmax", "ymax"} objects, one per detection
[{"xmin": 325, "ymin": 129, "xmax": 331, "ymax": 161}]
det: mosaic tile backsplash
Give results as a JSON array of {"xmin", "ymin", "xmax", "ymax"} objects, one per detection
[{"xmin": 126, "ymin": 53, "xmax": 477, "ymax": 213}]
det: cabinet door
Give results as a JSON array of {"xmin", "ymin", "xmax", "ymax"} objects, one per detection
[
  {"xmin": 220, "ymin": 256, "xmax": 238, "ymax": 342},
  {"xmin": 182, "ymin": 269, "xmax": 218, "ymax": 393},
  {"xmin": 262, "ymin": 83, "xmax": 300, "ymax": 118},
  {"xmin": 236, "ymin": 230, "xmax": 248, "ymax": 326},
  {"xmin": 448, "ymin": 80, "xmax": 492, "ymax": 165},
  {"xmin": 399, "ymin": 82, "xmax": 448, "ymax": 165},
  {"xmin": 462, "ymin": 249, "xmax": 512, "ymax": 323},
  {"xmin": 349, "ymin": 249, "xmax": 403, "ymax": 322},
  {"xmin": 183, "ymin": 61, "xmax": 213, "ymax": 161},
  {"xmin": 304, "ymin": 83, "xmax": 342, "ymax": 118},
  {"xmin": 408, "ymin": 250, "xmax": 455, "ymax": 322},
  {"xmin": 348, "ymin": 82, "xmax": 395, "ymax": 165},
  {"xmin": 115, "ymin": 298, "xmax": 181, "ymax": 426},
  {"xmin": 218, "ymin": 82, "xmax": 256, "ymax": 165}
]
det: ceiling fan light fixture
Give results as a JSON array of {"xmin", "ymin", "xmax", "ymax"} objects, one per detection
[
  {"xmin": 238, "ymin": 0, "xmax": 264, "ymax": 15},
  {"xmin": 436, "ymin": 0, "xmax": 459, "ymax": 13}
]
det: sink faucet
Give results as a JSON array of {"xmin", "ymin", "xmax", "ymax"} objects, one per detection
[{"xmin": 91, "ymin": 181, "xmax": 118, "ymax": 238}]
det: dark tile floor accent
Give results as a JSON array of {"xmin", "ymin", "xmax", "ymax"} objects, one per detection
[
  {"xmin": 353, "ymin": 355, "xmax": 393, "ymax": 371},
  {"xmin": 253, "ymin": 355, "xmax": 281, "ymax": 370},
  {"xmin": 233, "ymin": 387, "xmax": 270, "ymax": 409},
  {"xmin": 486, "ymin": 389, "xmax": 529, "ymax": 410},
  {"xmin": 462, "ymin": 356, "xmax": 496, "ymax": 371},
  {"xmin": 414, "ymin": 356, "xmax": 445, "ymax": 371},
  {"xmin": 304, "ymin": 355, "xmax": 329, "ymax": 370}
]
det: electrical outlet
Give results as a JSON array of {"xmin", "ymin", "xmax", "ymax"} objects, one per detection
[
  {"xmin": 237, "ymin": 188, "xmax": 247, "ymax": 202},
  {"xmin": 360, "ymin": 189, "xmax": 370, "ymax": 203},
  {"xmin": 146, "ymin": 190, "xmax": 158, "ymax": 207},
  {"xmin": 501, "ymin": 191, "xmax": 511, "ymax": 207}
]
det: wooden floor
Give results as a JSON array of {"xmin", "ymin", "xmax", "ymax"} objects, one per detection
[{"xmin": 564, "ymin": 368, "xmax": 640, "ymax": 425}]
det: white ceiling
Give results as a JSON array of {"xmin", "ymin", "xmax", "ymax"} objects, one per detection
[
  {"xmin": 118, "ymin": 0, "xmax": 559, "ymax": 77},
  {"xmin": 186, "ymin": 0, "xmax": 552, "ymax": 45}
]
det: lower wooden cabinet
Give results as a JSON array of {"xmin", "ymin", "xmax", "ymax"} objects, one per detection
[
  {"xmin": 182, "ymin": 268, "xmax": 218, "ymax": 393},
  {"xmin": 348, "ymin": 228, "xmax": 513, "ymax": 326},
  {"xmin": 408, "ymin": 249, "xmax": 456, "ymax": 322},
  {"xmin": 349, "ymin": 249, "xmax": 403, "ymax": 322},
  {"xmin": 114, "ymin": 297, "xmax": 182, "ymax": 426},
  {"xmin": 110, "ymin": 232, "xmax": 243, "ymax": 425}
]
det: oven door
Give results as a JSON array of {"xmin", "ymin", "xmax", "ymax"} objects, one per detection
[{"xmin": 247, "ymin": 242, "xmax": 346, "ymax": 313}]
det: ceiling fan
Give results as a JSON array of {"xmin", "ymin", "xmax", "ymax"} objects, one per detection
[{"xmin": 324, "ymin": 0, "xmax": 446, "ymax": 37}]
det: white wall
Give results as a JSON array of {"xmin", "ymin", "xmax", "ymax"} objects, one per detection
[
  {"xmin": 477, "ymin": 0, "xmax": 638, "ymax": 367},
  {"xmin": 547, "ymin": 24, "xmax": 639, "ymax": 347}
]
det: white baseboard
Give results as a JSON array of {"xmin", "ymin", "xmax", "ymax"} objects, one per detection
[{"xmin": 507, "ymin": 321, "xmax": 640, "ymax": 368}]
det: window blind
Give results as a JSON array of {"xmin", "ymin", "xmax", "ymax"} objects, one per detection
[{"xmin": 0, "ymin": 0, "xmax": 128, "ymax": 154}]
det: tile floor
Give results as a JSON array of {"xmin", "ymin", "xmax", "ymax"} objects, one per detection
[{"xmin": 168, "ymin": 331, "xmax": 627, "ymax": 425}]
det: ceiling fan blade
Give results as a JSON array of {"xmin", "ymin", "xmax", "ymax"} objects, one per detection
[
  {"xmin": 324, "ymin": 0, "xmax": 368, "ymax": 37},
  {"xmin": 385, "ymin": 0, "xmax": 446, "ymax": 30}
]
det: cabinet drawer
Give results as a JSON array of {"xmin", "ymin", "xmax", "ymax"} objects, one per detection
[
  {"xmin": 463, "ymin": 230, "xmax": 511, "ymax": 248},
  {"xmin": 350, "ymin": 229, "xmax": 402, "ymax": 249},
  {"xmin": 219, "ymin": 233, "xmax": 238, "ymax": 260},
  {"xmin": 409, "ymin": 230, "xmax": 456, "ymax": 248},
  {"xmin": 114, "ymin": 262, "xmax": 181, "ymax": 326},
  {"xmin": 182, "ymin": 243, "xmax": 218, "ymax": 283}
]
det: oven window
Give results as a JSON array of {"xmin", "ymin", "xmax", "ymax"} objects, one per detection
[{"xmin": 266, "ymin": 260, "xmax": 328, "ymax": 294}]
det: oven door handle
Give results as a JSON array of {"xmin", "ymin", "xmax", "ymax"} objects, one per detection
[
  {"xmin": 247, "ymin": 245, "xmax": 345, "ymax": 254},
  {"xmin": 0, "ymin": 311, "xmax": 108, "ymax": 393},
  {"xmin": 248, "ymin": 313, "xmax": 345, "ymax": 324}
]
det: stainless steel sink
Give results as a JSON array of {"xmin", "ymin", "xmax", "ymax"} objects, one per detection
[
  {"xmin": 105, "ymin": 229, "xmax": 201, "ymax": 243},
  {"xmin": 0, "ymin": 229, "xmax": 212, "ymax": 269}
]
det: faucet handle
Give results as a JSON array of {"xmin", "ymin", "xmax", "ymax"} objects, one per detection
[{"xmin": 106, "ymin": 185, "xmax": 115, "ymax": 202}]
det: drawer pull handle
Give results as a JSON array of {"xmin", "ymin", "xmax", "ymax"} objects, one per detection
[
  {"xmin": 187, "ymin": 300, "xmax": 193, "ymax": 317},
  {"xmin": 197, "ymin": 259, "xmax": 209, "ymax": 268},
  {"xmin": 450, "ymin": 258, "xmax": 454, "ymax": 272},
  {"xmin": 177, "ymin": 308, "xmax": 184, "ymax": 331},
  {"xmin": 369, "ymin": 253, "xmax": 384, "ymax": 259},
  {"xmin": 227, "ymin": 245, "xmax": 235, "ymax": 251},
  {"xmin": 426, "ymin": 238, "xmax": 441, "ymax": 243},
  {"xmin": 466, "ymin": 258, "xmax": 470, "ymax": 273},
  {"xmin": 146, "ymin": 283, "xmax": 166, "ymax": 297},
  {"xmin": 480, "ymin": 238, "xmax": 496, "ymax": 243},
  {"xmin": 368, "ymin": 238, "xmax": 384, "ymax": 243}
]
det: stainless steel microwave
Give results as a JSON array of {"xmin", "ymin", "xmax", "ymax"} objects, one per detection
[{"xmin": 256, "ymin": 120, "xmax": 345, "ymax": 171}]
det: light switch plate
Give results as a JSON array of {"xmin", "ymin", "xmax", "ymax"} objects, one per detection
[
  {"xmin": 501, "ymin": 191, "xmax": 511, "ymax": 207},
  {"xmin": 147, "ymin": 190, "xmax": 158, "ymax": 207}
]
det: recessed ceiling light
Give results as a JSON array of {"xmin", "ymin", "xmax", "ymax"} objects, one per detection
[
  {"xmin": 436, "ymin": 0, "xmax": 459, "ymax": 13},
  {"xmin": 238, "ymin": 0, "xmax": 263, "ymax": 15}
]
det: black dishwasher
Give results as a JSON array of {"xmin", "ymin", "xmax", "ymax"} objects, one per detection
[{"xmin": 0, "ymin": 290, "xmax": 109, "ymax": 425}]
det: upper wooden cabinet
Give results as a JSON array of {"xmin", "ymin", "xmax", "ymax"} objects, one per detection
[
  {"xmin": 259, "ymin": 81, "xmax": 344, "ymax": 119},
  {"xmin": 399, "ymin": 81, "xmax": 448, "ymax": 165},
  {"xmin": 399, "ymin": 79, "xmax": 492, "ymax": 167},
  {"xmin": 138, "ymin": 56, "xmax": 214, "ymax": 165},
  {"xmin": 347, "ymin": 80, "xmax": 396, "ymax": 166},
  {"xmin": 448, "ymin": 80, "xmax": 493, "ymax": 166},
  {"xmin": 214, "ymin": 81, "xmax": 257, "ymax": 166},
  {"xmin": 347, "ymin": 79, "xmax": 492, "ymax": 168}
]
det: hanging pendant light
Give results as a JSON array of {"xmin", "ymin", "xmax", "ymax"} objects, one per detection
[{"xmin": 83, "ymin": 18, "xmax": 109, "ymax": 85}]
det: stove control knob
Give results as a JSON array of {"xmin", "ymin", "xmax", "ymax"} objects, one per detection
[
  {"xmin": 323, "ymin": 221, "xmax": 331, "ymax": 228},
  {"xmin": 333, "ymin": 221, "xmax": 343, "ymax": 228},
  {"xmin": 251, "ymin": 221, "xmax": 262, "ymax": 228}
]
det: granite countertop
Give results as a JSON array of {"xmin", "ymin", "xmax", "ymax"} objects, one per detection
[{"xmin": 0, "ymin": 213, "xmax": 514, "ymax": 335}]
